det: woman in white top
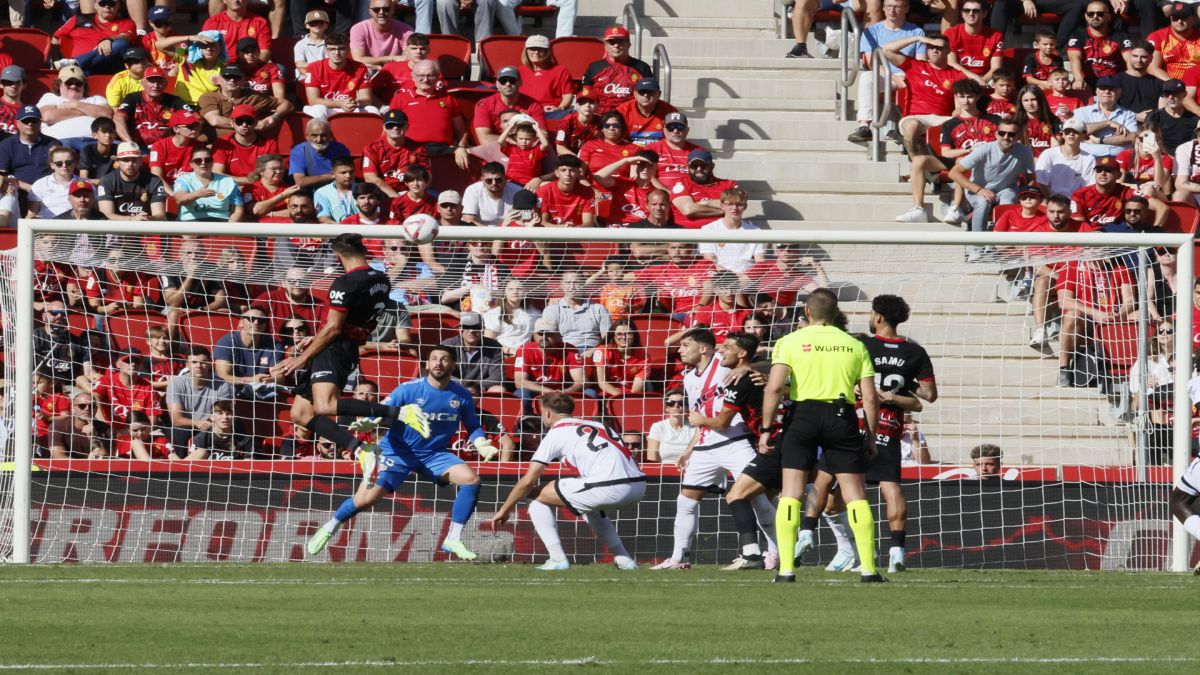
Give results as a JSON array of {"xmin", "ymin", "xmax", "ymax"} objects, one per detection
[
  {"xmin": 646, "ymin": 387, "xmax": 694, "ymax": 464},
  {"xmin": 28, "ymin": 147, "xmax": 88, "ymax": 219},
  {"xmin": 37, "ymin": 65, "xmax": 113, "ymax": 140},
  {"xmin": 483, "ymin": 278, "xmax": 542, "ymax": 356},
  {"xmin": 1129, "ymin": 321, "xmax": 1176, "ymax": 426}
]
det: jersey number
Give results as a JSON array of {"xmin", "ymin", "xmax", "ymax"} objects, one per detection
[
  {"xmin": 875, "ymin": 373, "xmax": 905, "ymax": 393},
  {"xmin": 576, "ymin": 426, "xmax": 608, "ymax": 452}
]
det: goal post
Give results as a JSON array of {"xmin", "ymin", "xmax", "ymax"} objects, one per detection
[{"xmin": 3, "ymin": 220, "xmax": 1195, "ymax": 570}]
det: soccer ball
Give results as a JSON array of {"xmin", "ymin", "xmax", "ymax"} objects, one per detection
[{"xmin": 401, "ymin": 213, "xmax": 440, "ymax": 245}]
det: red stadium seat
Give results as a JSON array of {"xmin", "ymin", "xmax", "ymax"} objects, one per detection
[
  {"xmin": 627, "ymin": 313, "xmax": 684, "ymax": 382},
  {"xmin": 1096, "ymin": 322, "xmax": 1151, "ymax": 378},
  {"xmin": 605, "ymin": 395, "xmax": 665, "ymax": 434},
  {"xmin": 575, "ymin": 241, "xmax": 618, "ymax": 268},
  {"xmin": 25, "ymin": 69, "xmax": 55, "ymax": 101},
  {"xmin": 328, "ymin": 113, "xmax": 385, "ymax": 155},
  {"xmin": 412, "ymin": 312, "xmax": 460, "ymax": 353},
  {"xmin": 179, "ymin": 311, "xmax": 240, "ymax": 351},
  {"xmin": 429, "ymin": 151, "xmax": 483, "ymax": 194},
  {"xmin": 428, "ymin": 33, "xmax": 473, "ymax": 82},
  {"xmin": 272, "ymin": 112, "xmax": 310, "ymax": 157},
  {"xmin": 515, "ymin": 4, "xmax": 557, "ymax": 20},
  {"xmin": 107, "ymin": 310, "xmax": 168, "ymax": 354},
  {"xmin": 477, "ymin": 35, "xmax": 527, "ymax": 80},
  {"xmin": 449, "ymin": 86, "xmax": 494, "ymax": 143},
  {"xmin": 85, "ymin": 73, "xmax": 111, "ymax": 97},
  {"xmin": 478, "ymin": 394, "xmax": 526, "ymax": 431},
  {"xmin": 549, "ymin": 37, "xmax": 603, "ymax": 82},
  {"xmin": 1161, "ymin": 201, "xmax": 1199, "ymax": 235},
  {"xmin": 66, "ymin": 310, "xmax": 91, "ymax": 337},
  {"xmin": 200, "ymin": 235, "xmax": 261, "ymax": 273},
  {"xmin": 0, "ymin": 29, "xmax": 50, "ymax": 71},
  {"xmin": 358, "ymin": 350, "xmax": 421, "ymax": 393},
  {"xmin": 0, "ymin": 228, "xmax": 14, "ymax": 249}
]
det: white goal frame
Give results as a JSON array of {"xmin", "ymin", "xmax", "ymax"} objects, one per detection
[{"xmin": 8, "ymin": 220, "xmax": 1196, "ymax": 569}]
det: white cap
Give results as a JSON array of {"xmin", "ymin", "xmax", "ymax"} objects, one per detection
[{"xmin": 437, "ymin": 190, "xmax": 462, "ymax": 205}]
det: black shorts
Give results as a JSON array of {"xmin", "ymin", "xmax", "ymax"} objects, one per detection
[
  {"xmin": 780, "ymin": 401, "xmax": 866, "ymax": 474},
  {"xmin": 865, "ymin": 440, "xmax": 902, "ymax": 483},
  {"xmin": 741, "ymin": 449, "xmax": 782, "ymax": 491},
  {"xmin": 293, "ymin": 339, "xmax": 360, "ymax": 400}
]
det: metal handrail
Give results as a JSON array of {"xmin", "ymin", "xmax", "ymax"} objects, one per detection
[
  {"xmin": 777, "ymin": 0, "xmax": 792, "ymax": 39},
  {"xmin": 836, "ymin": 8, "xmax": 863, "ymax": 121},
  {"xmin": 621, "ymin": 3, "xmax": 644, "ymax": 61},
  {"xmin": 868, "ymin": 48, "xmax": 893, "ymax": 162},
  {"xmin": 652, "ymin": 43, "xmax": 672, "ymax": 105}
]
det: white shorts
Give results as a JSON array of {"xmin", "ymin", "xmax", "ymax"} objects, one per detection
[
  {"xmin": 555, "ymin": 478, "xmax": 647, "ymax": 515},
  {"xmin": 1176, "ymin": 457, "xmax": 1200, "ymax": 495},
  {"xmin": 681, "ymin": 439, "xmax": 757, "ymax": 490}
]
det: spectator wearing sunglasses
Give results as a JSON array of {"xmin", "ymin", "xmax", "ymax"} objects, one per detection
[
  {"xmin": 38, "ymin": 64, "xmax": 112, "ymax": 142},
  {"xmin": 948, "ymin": 118, "xmax": 1037, "ymax": 262},
  {"xmin": 0, "ymin": 105, "xmax": 60, "ymax": 191},
  {"xmin": 28, "ymin": 147, "xmax": 88, "ymax": 219},
  {"xmin": 349, "ymin": 0, "xmax": 413, "ymax": 69},
  {"xmin": 214, "ymin": 306, "xmax": 284, "ymax": 399},
  {"xmin": 213, "ymin": 104, "xmax": 280, "ymax": 184},
  {"xmin": 174, "ymin": 145, "xmax": 244, "ymax": 222},
  {"xmin": 646, "ymin": 387, "xmax": 693, "ymax": 464},
  {"xmin": 198, "ymin": 65, "xmax": 291, "ymax": 135},
  {"xmin": 51, "ymin": 0, "xmax": 137, "ymax": 75},
  {"xmin": 474, "ymin": 67, "xmax": 547, "ymax": 145},
  {"xmin": 50, "ymin": 391, "xmax": 110, "ymax": 458}
]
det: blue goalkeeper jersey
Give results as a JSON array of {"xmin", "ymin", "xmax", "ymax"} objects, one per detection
[{"xmin": 380, "ymin": 377, "xmax": 485, "ymax": 460}]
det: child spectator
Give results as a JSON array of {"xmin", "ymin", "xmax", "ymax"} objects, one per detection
[
  {"xmin": 985, "ymin": 69, "xmax": 1018, "ymax": 120},
  {"xmin": 33, "ymin": 373, "xmax": 70, "ymax": 455},
  {"xmin": 589, "ymin": 255, "xmax": 646, "ymax": 321},
  {"xmin": 1024, "ymin": 30, "xmax": 1063, "ymax": 90},
  {"xmin": 185, "ymin": 399, "xmax": 260, "ymax": 459},
  {"xmin": 389, "ymin": 164, "xmax": 438, "ymax": 221},
  {"xmin": 1044, "ymin": 69, "xmax": 1086, "ymax": 122},
  {"xmin": 293, "ymin": 10, "xmax": 329, "ymax": 79},
  {"xmin": 994, "ymin": 185, "xmax": 1048, "ymax": 234},
  {"xmin": 499, "ymin": 119, "xmax": 550, "ymax": 188},
  {"xmin": 671, "ymin": 271, "xmax": 750, "ymax": 344},
  {"xmin": 114, "ymin": 411, "xmax": 176, "ymax": 459},
  {"xmin": 79, "ymin": 118, "xmax": 119, "ymax": 181},
  {"xmin": 315, "ymin": 156, "xmax": 358, "ymax": 224},
  {"xmin": 149, "ymin": 109, "xmax": 202, "ymax": 198},
  {"xmin": 145, "ymin": 325, "xmax": 179, "ymax": 407}
]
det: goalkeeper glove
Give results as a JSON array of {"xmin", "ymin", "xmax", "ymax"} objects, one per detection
[
  {"xmin": 474, "ymin": 437, "xmax": 499, "ymax": 461},
  {"xmin": 348, "ymin": 417, "xmax": 382, "ymax": 434},
  {"xmin": 398, "ymin": 403, "xmax": 431, "ymax": 439}
]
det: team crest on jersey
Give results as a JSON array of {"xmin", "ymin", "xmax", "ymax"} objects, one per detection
[
  {"xmin": 943, "ymin": 79, "xmax": 951, "ymax": 87},
  {"xmin": 248, "ymin": 27, "xmax": 256, "ymax": 36},
  {"xmin": 1042, "ymin": 122, "xmax": 1050, "ymax": 134},
  {"xmin": 349, "ymin": 81, "xmax": 357, "ymax": 90},
  {"xmin": 416, "ymin": 397, "xmax": 427, "ymax": 406},
  {"xmin": 438, "ymin": 100, "xmax": 445, "ymax": 107},
  {"xmin": 981, "ymin": 122, "xmax": 993, "ymax": 134},
  {"xmin": 1102, "ymin": 43, "xmax": 1114, "ymax": 54},
  {"xmin": 983, "ymin": 47, "xmax": 991, "ymax": 56},
  {"xmin": 450, "ymin": 399, "xmax": 460, "ymax": 408}
]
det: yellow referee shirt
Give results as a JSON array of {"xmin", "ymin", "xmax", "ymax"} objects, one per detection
[{"xmin": 772, "ymin": 325, "xmax": 875, "ymax": 403}]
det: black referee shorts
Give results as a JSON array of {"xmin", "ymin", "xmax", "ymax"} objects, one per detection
[
  {"xmin": 780, "ymin": 401, "xmax": 866, "ymax": 474},
  {"xmin": 293, "ymin": 339, "xmax": 360, "ymax": 400},
  {"xmin": 865, "ymin": 440, "xmax": 902, "ymax": 483}
]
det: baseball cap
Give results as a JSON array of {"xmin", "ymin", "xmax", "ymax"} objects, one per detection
[
  {"xmin": 687, "ymin": 148, "xmax": 713, "ymax": 165},
  {"xmin": 169, "ymin": 109, "xmax": 200, "ymax": 127},
  {"xmin": 438, "ymin": 190, "xmax": 462, "ymax": 205},
  {"xmin": 304, "ymin": 9, "xmax": 329, "ymax": 24},
  {"xmin": 496, "ymin": 66, "xmax": 521, "ymax": 81},
  {"xmin": 58, "ymin": 64, "xmax": 85, "ymax": 82},
  {"xmin": 1164, "ymin": 78, "xmax": 1187, "ymax": 94},
  {"xmin": 1169, "ymin": 1, "xmax": 1195, "ymax": 18},
  {"xmin": 383, "ymin": 108, "xmax": 409, "ymax": 127},
  {"xmin": 1095, "ymin": 75, "xmax": 1123, "ymax": 89},
  {"xmin": 69, "ymin": 180, "xmax": 93, "ymax": 194},
  {"xmin": 664, "ymin": 111, "xmax": 689, "ymax": 128},
  {"xmin": 635, "ymin": 148, "xmax": 660, "ymax": 163},
  {"xmin": 525, "ymin": 34, "xmax": 550, "ymax": 50},
  {"xmin": 236, "ymin": 37, "xmax": 259, "ymax": 53},
  {"xmin": 115, "ymin": 141, "xmax": 141, "ymax": 159},
  {"xmin": 230, "ymin": 103, "xmax": 257, "ymax": 120},
  {"xmin": 459, "ymin": 312, "xmax": 482, "ymax": 328},
  {"xmin": 148, "ymin": 5, "xmax": 172, "ymax": 21},
  {"xmin": 575, "ymin": 86, "xmax": 596, "ymax": 102},
  {"xmin": 220, "ymin": 64, "xmax": 244, "ymax": 79},
  {"xmin": 0, "ymin": 65, "xmax": 24, "ymax": 82},
  {"xmin": 1062, "ymin": 118, "xmax": 1087, "ymax": 133},
  {"xmin": 122, "ymin": 46, "xmax": 147, "ymax": 62},
  {"xmin": 143, "ymin": 65, "xmax": 166, "ymax": 80},
  {"xmin": 1017, "ymin": 179, "xmax": 1042, "ymax": 197},
  {"xmin": 1094, "ymin": 156, "xmax": 1120, "ymax": 172},
  {"xmin": 604, "ymin": 25, "xmax": 630, "ymax": 41},
  {"xmin": 533, "ymin": 318, "xmax": 559, "ymax": 333},
  {"xmin": 636, "ymin": 77, "xmax": 660, "ymax": 92},
  {"xmin": 17, "ymin": 105, "xmax": 39, "ymax": 121},
  {"xmin": 513, "ymin": 189, "xmax": 537, "ymax": 210}
]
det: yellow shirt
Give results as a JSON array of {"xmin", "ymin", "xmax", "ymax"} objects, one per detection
[
  {"xmin": 172, "ymin": 56, "xmax": 221, "ymax": 106},
  {"xmin": 105, "ymin": 70, "xmax": 144, "ymax": 109},
  {"xmin": 772, "ymin": 324, "xmax": 874, "ymax": 403}
]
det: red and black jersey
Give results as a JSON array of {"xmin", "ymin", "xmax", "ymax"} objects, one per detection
[
  {"xmin": 1071, "ymin": 184, "xmax": 1133, "ymax": 231},
  {"xmin": 1066, "ymin": 27, "xmax": 1133, "ymax": 80},
  {"xmin": 0, "ymin": 99, "xmax": 19, "ymax": 135},
  {"xmin": 1024, "ymin": 117, "xmax": 1060, "ymax": 157},
  {"xmin": 1022, "ymin": 51, "xmax": 1064, "ymax": 83},
  {"xmin": 985, "ymin": 97, "xmax": 1017, "ymax": 120},
  {"xmin": 326, "ymin": 265, "xmax": 390, "ymax": 344},
  {"xmin": 554, "ymin": 114, "xmax": 600, "ymax": 154},
  {"xmin": 361, "ymin": 135, "xmax": 430, "ymax": 191},
  {"xmin": 940, "ymin": 113, "xmax": 1000, "ymax": 153},
  {"xmin": 860, "ymin": 334, "xmax": 934, "ymax": 449},
  {"xmin": 720, "ymin": 373, "xmax": 763, "ymax": 436},
  {"xmin": 115, "ymin": 92, "xmax": 192, "ymax": 146},
  {"xmin": 581, "ymin": 56, "xmax": 654, "ymax": 114}
]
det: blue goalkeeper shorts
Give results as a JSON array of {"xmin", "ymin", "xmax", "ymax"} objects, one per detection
[{"xmin": 375, "ymin": 451, "xmax": 465, "ymax": 492}]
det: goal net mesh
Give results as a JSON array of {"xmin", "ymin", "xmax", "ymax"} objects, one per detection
[{"xmin": 0, "ymin": 227, "xmax": 1189, "ymax": 569}]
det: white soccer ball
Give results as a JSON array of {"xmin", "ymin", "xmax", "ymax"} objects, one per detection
[{"xmin": 401, "ymin": 213, "xmax": 440, "ymax": 245}]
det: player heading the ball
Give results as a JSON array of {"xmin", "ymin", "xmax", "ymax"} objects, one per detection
[{"xmin": 493, "ymin": 392, "xmax": 646, "ymax": 571}]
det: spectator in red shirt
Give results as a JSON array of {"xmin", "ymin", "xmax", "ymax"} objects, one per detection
[
  {"xmin": 513, "ymin": 317, "xmax": 586, "ymax": 404},
  {"xmin": 389, "ymin": 164, "xmax": 438, "ymax": 221},
  {"xmin": 518, "ymin": 34, "xmax": 574, "ymax": 116},
  {"xmin": 474, "ymin": 66, "xmax": 547, "ymax": 144},
  {"xmin": 670, "ymin": 148, "xmax": 739, "ymax": 229},
  {"xmin": 1023, "ymin": 29, "xmax": 1064, "ymax": 90},
  {"xmin": 553, "ymin": 86, "xmax": 600, "ymax": 157},
  {"xmin": 592, "ymin": 318, "xmax": 648, "ymax": 397},
  {"xmin": 1071, "ymin": 155, "xmax": 1134, "ymax": 230},
  {"xmin": 252, "ymin": 266, "xmax": 326, "ymax": 336},
  {"xmin": 743, "ymin": 242, "xmax": 831, "ymax": 307},
  {"xmin": 33, "ymin": 372, "xmax": 71, "ymax": 454},
  {"xmin": 593, "ymin": 149, "xmax": 659, "ymax": 225},
  {"xmin": 945, "ymin": 0, "xmax": 1004, "ymax": 84},
  {"xmin": 85, "ymin": 246, "xmax": 149, "ymax": 316},
  {"xmin": 113, "ymin": 66, "xmax": 190, "ymax": 148},
  {"xmin": 582, "ymin": 25, "xmax": 653, "ymax": 114},
  {"xmin": 93, "ymin": 350, "xmax": 161, "ymax": 432},
  {"xmin": 149, "ymin": 108, "xmax": 202, "ymax": 198},
  {"xmin": 203, "ymin": 0, "xmax": 271, "ymax": 61},
  {"xmin": 669, "ymin": 271, "xmax": 751, "ymax": 346},
  {"xmin": 245, "ymin": 154, "xmax": 297, "ymax": 220},
  {"xmin": 498, "ymin": 117, "xmax": 550, "ymax": 188},
  {"xmin": 1044, "ymin": 69, "xmax": 1087, "ymax": 122},
  {"xmin": 1117, "ymin": 124, "xmax": 1172, "ymax": 201},
  {"xmin": 114, "ymin": 411, "xmax": 177, "ymax": 459},
  {"xmin": 1016, "ymin": 84, "xmax": 1062, "ymax": 158},
  {"xmin": 1024, "ymin": 194, "xmax": 1077, "ymax": 346},
  {"xmin": 389, "ymin": 59, "xmax": 471, "ymax": 169},
  {"xmin": 646, "ymin": 111, "xmax": 700, "ymax": 190},
  {"xmin": 213, "ymin": 104, "xmax": 279, "ymax": 184},
  {"xmin": 362, "ymin": 109, "xmax": 430, "ymax": 200},
  {"xmin": 1056, "ymin": 256, "xmax": 1137, "ymax": 386},
  {"xmin": 302, "ymin": 33, "xmax": 377, "ymax": 121},
  {"xmin": 234, "ymin": 38, "xmax": 286, "ymax": 100},
  {"xmin": 53, "ymin": 0, "xmax": 137, "ymax": 75},
  {"xmin": 888, "ymin": 35, "xmax": 964, "ymax": 161},
  {"xmin": 615, "ymin": 77, "xmax": 679, "ymax": 146},
  {"xmin": 985, "ymin": 70, "xmax": 1019, "ymax": 120},
  {"xmin": 995, "ymin": 184, "xmax": 1048, "ymax": 234},
  {"xmin": 536, "ymin": 154, "xmax": 597, "ymax": 226},
  {"xmin": 579, "ymin": 110, "xmax": 636, "ymax": 175},
  {"xmin": 0, "ymin": 65, "xmax": 25, "ymax": 135},
  {"xmin": 1147, "ymin": 1, "xmax": 1200, "ymax": 81},
  {"xmin": 369, "ymin": 33, "xmax": 441, "ymax": 103},
  {"xmin": 632, "ymin": 241, "xmax": 716, "ymax": 318}
]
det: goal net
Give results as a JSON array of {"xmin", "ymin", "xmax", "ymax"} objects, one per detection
[{"xmin": 1, "ymin": 221, "xmax": 1194, "ymax": 571}]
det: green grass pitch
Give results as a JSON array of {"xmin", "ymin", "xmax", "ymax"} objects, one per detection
[{"xmin": 3, "ymin": 564, "xmax": 1200, "ymax": 674}]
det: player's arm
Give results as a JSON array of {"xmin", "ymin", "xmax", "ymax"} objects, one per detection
[
  {"xmin": 916, "ymin": 377, "xmax": 939, "ymax": 403},
  {"xmin": 492, "ymin": 460, "xmax": 548, "ymax": 524},
  {"xmin": 1170, "ymin": 484, "xmax": 1200, "ymax": 540},
  {"xmin": 878, "ymin": 390, "xmax": 923, "ymax": 412},
  {"xmin": 758, "ymin": 363, "xmax": 790, "ymax": 454},
  {"xmin": 270, "ymin": 308, "xmax": 346, "ymax": 379},
  {"xmin": 459, "ymin": 397, "xmax": 499, "ymax": 459},
  {"xmin": 859, "ymin": 374, "xmax": 880, "ymax": 447}
]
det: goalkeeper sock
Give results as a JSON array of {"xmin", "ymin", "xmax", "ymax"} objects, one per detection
[
  {"xmin": 672, "ymin": 495, "xmax": 700, "ymax": 561},
  {"xmin": 324, "ymin": 496, "xmax": 360, "ymax": 533},
  {"xmin": 307, "ymin": 415, "xmax": 362, "ymax": 453},
  {"xmin": 776, "ymin": 496, "xmax": 801, "ymax": 575},
  {"xmin": 847, "ymin": 499, "xmax": 877, "ymax": 575},
  {"xmin": 447, "ymin": 483, "xmax": 480, "ymax": 540},
  {"xmin": 890, "ymin": 529, "xmax": 906, "ymax": 550},
  {"xmin": 585, "ymin": 512, "xmax": 630, "ymax": 559},
  {"xmin": 728, "ymin": 498, "xmax": 761, "ymax": 556},
  {"xmin": 528, "ymin": 500, "xmax": 566, "ymax": 560},
  {"xmin": 824, "ymin": 511, "xmax": 855, "ymax": 553},
  {"xmin": 335, "ymin": 398, "xmax": 397, "ymax": 419},
  {"xmin": 750, "ymin": 493, "xmax": 778, "ymax": 552}
]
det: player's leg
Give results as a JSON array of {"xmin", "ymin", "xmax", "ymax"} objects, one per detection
[
  {"xmin": 436, "ymin": 460, "xmax": 482, "ymax": 561},
  {"xmin": 723, "ymin": 473, "xmax": 769, "ymax": 569},
  {"xmin": 579, "ymin": 482, "xmax": 645, "ymax": 570},
  {"xmin": 723, "ymin": 442, "xmax": 778, "ymax": 563},
  {"xmin": 837, "ymin": 471, "xmax": 884, "ymax": 581},
  {"xmin": 812, "ymin": 480, "xmax": 857, "ymax": 570},
  {"xmin": 652, "ymin": 485, "xmax": 705, "ymax": 569},
  {"xmin": 529, "ymin": 480, "xmax": 575, "ymax": 569},
  {"xmin": 307, "ymin": 477, "xmax": 397, "ymax": 555},
  {"xmin": 1169, "ymin": 487, "xmax": 1200, "ymax": 574},
  {"xmin": 798, "ymin": 470, "xmax": 837, "ymax": 562},
  {"xmin": 880, "ymin": 480, "xmax": 908, "ymax": 572},
  {"xmin": 775, "ymin": 419, "xmax": 816, "ymax": 581},
  {"xmin": 291, "ymin": 388, "xmax": 367, "ymax": 456}
]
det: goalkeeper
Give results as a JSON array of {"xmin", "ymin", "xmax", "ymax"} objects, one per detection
[{"xmin": 307, "ymin": 345, "xmax": 498, "ymax": 560}]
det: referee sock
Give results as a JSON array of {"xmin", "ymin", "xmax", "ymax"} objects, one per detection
[
  {"xmin": 846, "ymin": 499, "xmax": 877, "ymax": 575},
  {"xmin": 528, "ymin": 500, "xmax": 566, "ymax": 560},
  {"xmin": 585, "ymin": 512, "xmax": 631, "ymax": 560},
  {"xmin": 775, "ymin": 497, "xmax": 802, "ymax": 576},
  {"xmin": 728, "ymin": 498, "xmax": 762, "ymax": 556},
  {"xmin": 447, "ymin": 483, "xmax": 480, "ymax": 541},
  {"xmin": 824, "ymin": 511, "xmax": 856, "ymax": 553},
  {"xmin": 750, "ymin": 494, "xmax": 778, "ymax": 552},
  {"xmin": 672, "ymin": 495, "xmax": 700, "ymax": 562},
  {"xmin": 336, "ymin": 399, "xmax": 398, "ymax": 420},
  {"xmin": 306, "ymin": 415, "xmax": 363, "ymax": 453}
]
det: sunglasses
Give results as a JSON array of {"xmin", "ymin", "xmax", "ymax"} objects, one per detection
[
  {"xmin": 369, "ymin": 5, "xmax": 392, "ymax": 11},
  {"xmin": 192, "ymin": 157, "xmax": 213, "ymax": 164},
  {"xmin": 961, "ymin": 7, "xmax": 982, "ymax": 12},
  {"xmin": 483, "ymin": 177, "xmax": 504, "ymax": 184},
  {"xmin": 233, "ymin": 118, "xmax": 255, "ymax": 126},
  {"xmin": 51, "ymin": 160, "xmax": 74, "ymax": 167},
  {"xmin": 64, "ymin": 79, "xmax": 83, "ymax": 87},
  {"xmin": 1161, "ymin": 328, "xmax": 1176, "ymax": 335},
  {"xmin": 665, "ymin": 124, "xmax": 686, "ymax": 132},
  {"xmin": 995, "ymin": 130, "xmax": 1018, "ymax": 138},
  {"xmin": 243, "ymin": 315, "xmax": 267, "ymax": 322},
  {"xmin": 383, "ymin": 122, "xmax": 404, "ymax": 129},
  {"xmin": 497, "ymin": 77, "xmax": 518, "ymax": 85},
  {"xmin": 74, "ymin": 401, "xmax": 93, "ymax": 408},
  {"xmin": 615, "ymin": 332, "xmax": 633, "ymax": 338},
  {"xmin": 601, "ymin": 123, "xmax": 622, "ymax": 129},
  {"xmin": 46, "ymin": 309, "xmax": 67, "ymax": 316},
  {"xmin": 1124, "ymin": 208, "xmax": 1145, "ymax": 214},
  {"xmin": 665, "ymin": 399, "xmax": 685, "ymax": 407},
  {"xmin": 1085, "ymin": 10, "xmax": 1108, "ymax": 16}
]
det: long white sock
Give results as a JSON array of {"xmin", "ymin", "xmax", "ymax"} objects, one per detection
[
  {"xmin": 446, "ymin": 522, "xmax": 464, "ymax": 541},
  {"xmin": 672, "ymin": 495, "xmax": 700, "ymax": 561},
  {"xmin": 751, "ymin": 493, "xmax": 779, "ymax": 554},
  {"xmin": 585, "ymin": 512, "xmax": 630, "ymax": 559},
  {"xmin": 321, "ymin": 517, "xmax": 341, "ymax": 535},
  {"xmin": 527, "ymin": 500, "xmax": 566, "ymax": 560},
  {"xmin": 824, "ymin": 510, "xmax": 855, "ymax": 552}
]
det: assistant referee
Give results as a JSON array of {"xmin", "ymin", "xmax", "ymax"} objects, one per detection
[{"xmin": 760, "ymin": 289, "xmax": 885, "ymax": 583}]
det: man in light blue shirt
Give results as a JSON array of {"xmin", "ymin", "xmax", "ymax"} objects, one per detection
[
  {"xmin": 949, "ymin": 118, "xmax": 1037, "ymax": 261},
  {"xmin": 314, "ymin": 156, "xmax": 360, "ymax": 223},
  {"xmin": 849, "ymin": 0, "xmax": 925, "ymax": 142},
  {"xmin": 1070, "ymin": 75, "xmax": 1137, "ymax": 158}
]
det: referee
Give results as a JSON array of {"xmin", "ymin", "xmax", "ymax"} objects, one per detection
[{"xmin": 760, "ymin": 289, "xmax": 885, "ymax": 583}]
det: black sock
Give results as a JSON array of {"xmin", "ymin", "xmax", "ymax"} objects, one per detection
[
  {"xmin": 729, "ymin": 498, "xmax": 758, "ymax": 539},
  {"xmin": 306, "ymin": 415, "xmax": 363, "ymax": 453},
  {"xmin": 336, "ymin": 398, "xmax": 398, "ymax": 419},
  {"xmin": 890, "ymin": 529, "xmax": 906, "ymax": 549},
  {"xmin": 800, "ymin": 515, "xmax": 819, "ymax": 532}
]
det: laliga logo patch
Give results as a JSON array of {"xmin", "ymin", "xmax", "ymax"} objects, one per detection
[
  {"xmin": 416, "ymin": 397, "xmax": 427, "ymax": 406},
  {"xmin": 450, "ymin": 399, "xmax": 460, "ymax": 408}
]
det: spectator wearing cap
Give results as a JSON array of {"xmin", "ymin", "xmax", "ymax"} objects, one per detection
[
  {"xmin": 0, "ymin": 65, "xmax": 28, "ymax": 135},
  {"xmin": 1121, "ymin": 41, "xmax": 1164, "ymax": 122},
  {"xmin": 436, "ymin": 189, "xmax": 465, "ymax": 228},
  {"xmin": 362, "ymin": 109, "xmax": 430, "ymax": 200},
  {"xmin": 463, "ymin": 160, "xmax": 521, "ymax": 226},
  {"xmin": 1072, "ymin": 155, "xmax": 1164, "ymax": 230},
  {"xmin": 517, "ymin": 34, "xmax": 574, "ymax": 116},
  {"xmin": 28, "ymin": 146, "xmax": 88, "ymax": 218},
  {"xmin": 92, "ymin": 350, "xmax": 160, "ymax": 433},
  {"xmin": 512, "ymin": 317, "xmax": 586, "ymax": 403},
  {"xmin": 670, "ymin": 148, "xmax": 739, "ymax": 230},
  {"xmin": 593, "ymin": 149, "xmax": 661, "ymax": 225},
  {"xmin": 149, "ymin": 108, "xmax": 203, "ymax": 197},
  {"xmin": 474, "ymin": 66, "xmax": 548, "ymax": 145},
  {"xmin": 105, "ymin": 47, "xmax": 150, "ymax": 110},
  {"xmin": 53, "ymin": 180, "xmax": 105, "ymax": 220},
  {"xmin": 143, "ymin": 6, "xmax": 178, "ymax": 70},
  {"xmin": 98, "ymin": 141, "xmax": 168, "ymax": 220},
  {"xmin": 543, "ymin": 270, "xmax": 613, "ymax": 355},
  {"xmin": 349, "ymin": 0, "xmax": 413, "ymax": 68},
  {"xmin": 199, "ymin": 64, "xmax": 292, "ymax": 134},
  {"xmin": 203, "ymin": 0, "xmax": 271, "ymax": 62},
  {"xmin": 1070, "ymin": 75, "xmax": 1137, "ymax": 158},
  {"xmin": 1149, "ymin": 79, "xmax": 1200, "ymax": 155},
  {"xmin": 698, "ymin": 187, "xmax": 765, "ymax": 278},
  {"xmin": 535, "ymin": 154, "xmax": 596, "ymax": 227},
  {"xmin": 289, "ymin": 117, "xmax": 352, "ymax": 189},
  {"xmin": 37, "ymin": 64, "xmax": 112, "ymax": 142},
  {"xmin": 582, "ymin": 25, "xmax": 653, "ymax": 115},
  {"xmin": 234, "ymin": 38, "xmax": 286, "ymax": 100},
  {"xmin": 113, "ymin": 65, "xmax": 191, "ymax": 148},
  {"xmin": 174, "ymin": 145, "xmax": 244, "ymax": 222},
  {"xmin": 389, "ymin": 59, "xmax": 471, "ymax": 169},
  {"xmin": 0, "ymin": 106, "xmax": 59, "ymax": 190},
  {"xmin": 645, "ymin": 111, "xmax": 700, "ymax": 190},
  {"xmin": 553, "ymin": 85, "xmax": 599, "ymax": 157},
  {"xmin": 443, "ymin": 312, "xmax": 506, "ymax": 394},
  {"xmin": 614, "ymin": 77, "xmax": 678, "ymax": 146},
  {"xmin": 294, "ymin": 10, "xmax": 330, "ymax": 79},
  {"xmin": 51, "ymin": 0, "xmax": 137, "ymax": 75},
  {"xmin": 213, "ymin": 103, "xmax": 280, "ymax": 184},
  {"xmin": 303, "ymin": 32, "xmax": 378, "ymax": 120},
  {"xmin": 1036, "ymin": 117, "xmax": 1097, "ymax": 197},
  {"xmin": 578, "ymin": 110, "xmax": 634, "ymax": 175},
  {"xmin": 1148, "ymin": 2, "xmax": 1200, "ymax": 81},
  {"xmin": 948, "ymin": 118, "xmax": 1037, "ymax": 261}
]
